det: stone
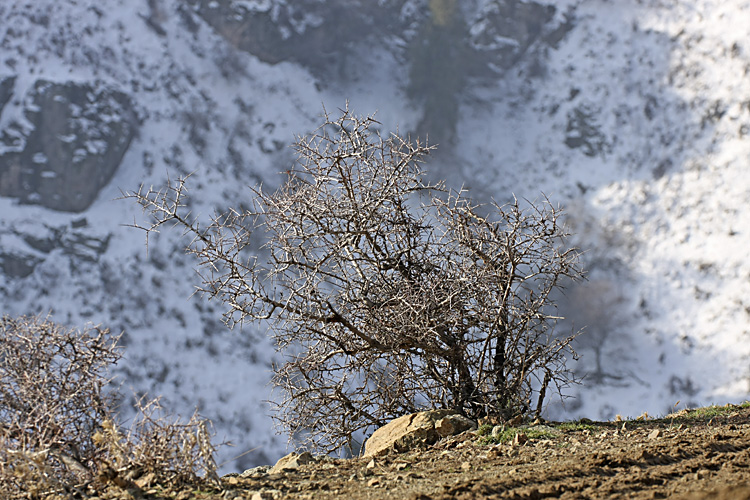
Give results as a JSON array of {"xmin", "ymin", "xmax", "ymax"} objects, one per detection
[
  {"xmin": 486, "ymin": 444, "xmax": 504, "ymax": 459},
  {"xmin": 434, "ymin": 414, "xmax": 477, "ymax": 437},
  {"xmin": 250, "ymin": 490, "xmax": 281, "ymax": 500},
  {"xmin": 363, "ymin": 409, "xmax": 458, "ymax": 458},
  {"xmin": 269, "ymin": 451, "xmax": 315, "ymax": 474},
  {"xmin": 240, "ymin": 465, "xmax": 271, "ymax": 477},
  {"xmin": 513, "ymin": 432, "xmax": 528, "ymax": 446},
  {"xmin": 507, "ymin": 415, "xmax": 524, "ymax": 426}
]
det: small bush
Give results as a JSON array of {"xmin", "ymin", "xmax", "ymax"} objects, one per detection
[{"xmin": 0, "ymin": 314, "xmax": 219, "ymax": 499}]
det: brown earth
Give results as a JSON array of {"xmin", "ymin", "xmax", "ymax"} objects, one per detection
[{"xmin": 215, "ymin": 404, "xmax": 750, "ymax": 500}]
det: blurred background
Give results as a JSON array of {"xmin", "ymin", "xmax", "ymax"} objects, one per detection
[{"xmin": 1, "ymin": 0, "xmax": 749, "ymax": 473}]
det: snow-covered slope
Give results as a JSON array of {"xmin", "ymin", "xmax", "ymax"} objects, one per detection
[
  {"xmin": 453, "ymin": 0, "xmax": 750, "ymax": 421},
  {"xmin": 1, "ymin": 0, "xmax": 749, "ymax": 472}
]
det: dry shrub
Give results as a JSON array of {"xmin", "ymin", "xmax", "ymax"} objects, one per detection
[
  {"xmin": 0, "ymin": 315, "xmax": 117, "ymax": 498},
  {"xmin": 93, "ymin": 397, "xmax": 219, "ymax": 490},
  {"xmin": 0, "ymin": 315, "xmax": 219, "ymax": 499},
  {"xmin": 127, "ymin": 106, "xmax": 584, "ymax": 454}
]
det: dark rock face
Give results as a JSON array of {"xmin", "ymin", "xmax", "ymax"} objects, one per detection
[
  {"xmin": 0, "ymin": 251, "xmax": 40, "ymax": 279},
  {"xmin": 188, "ymin": 0, "xmax": 566, "ymax": 76},
  {"xmin": 0, "ymin": 80, "xmax": 137, "ymax": 212},
  {"xmin": 187, "ymin": 0, "xmax": 411, "ymax": 72},
  {"xmin": 564, "ymin": 105, "xmax": 612, "ymax": 158},
  {"xmin": 468, "ymin": 0, "xmax": 560, "ymax": 71},
  {"xmin": 188, "ymin": 0, "xmax": 571, "ymax": 147},
  {"xmin": 0, "ymin": 219, "xmax": 111, "ymax": 280},
  {"xmin": 0, "ymin": 76, "xmax": 14, "ymax": 113}
]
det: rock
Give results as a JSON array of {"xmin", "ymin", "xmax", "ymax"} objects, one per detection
[
  {"xmin": 648, "ymin": 429, "xmax": 661, "ymax": 440},
  {"xmin": 0, "ymin": 252, "xmax": 41, "ymax": 279},
  {"xmin": 239, "ymin": 465, "xmax": 271, "ymax": 478},
  {"xmin": 250, "ymin": 490, "xmax": 281, "ymax": 500},
  {"xmin": 269, "ymin": 451, "xmax": 315, "ymax": 474},
  {"xmin": 434, "ymin": 414, "xmax": 477, "ymax": 437},
  {"xmin": 513, "ymin": 432, "xmax": 528, "ymax": 446},
  {"xmin": 486, "ymin": 444, "xmax": 504, "ymax": 459},
  {"xmin": 507, "ymin": 415, "xmax": 524, "ymax": 426},
  {"xmin": 0, "ymin": 79, "xmax": 136, "ymax": 212},
  {"xmin": 363, "ymin": 409, "xmax": 459, "ymax": 458}
]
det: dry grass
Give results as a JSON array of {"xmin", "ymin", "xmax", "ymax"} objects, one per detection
[{"xmin": 0, "ymin": 314, "xmax": 220, "ymax": 499}]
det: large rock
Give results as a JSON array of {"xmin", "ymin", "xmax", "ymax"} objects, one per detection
[
  {"xmin": 434, "ymin": 413, "xmax": 477, "ymax": 438},
  {"xmin": 364, "ymin": 409, "xmax": 475, "ymax": 458},
  {"xmin": 269, "ymin": 451, "xmax": 315, "ymax": 474},
  {"xmin": 0, "ymin": 80, "xmax": 137, "ymax": 212}
]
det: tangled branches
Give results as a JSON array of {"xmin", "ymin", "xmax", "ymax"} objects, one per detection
[
  {"xmin": 128, "ymin": 106, "xmax": 584, "ymax": 454},
  {"xmin": 0, "ymin": 315, "xmax": 219, "ymax": 498}
]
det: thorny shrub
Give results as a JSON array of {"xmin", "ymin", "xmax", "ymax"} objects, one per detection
[
  {"xmin": 0, "ymin": 315, "xmax": 219, "ymax": 499},
  {"xmin": 128, "ymin": 106, "xmax": 584, "ymax": 455}
]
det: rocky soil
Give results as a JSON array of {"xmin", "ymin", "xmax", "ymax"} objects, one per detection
[{"xmin": 159, "ymin": 403, "xmax": 750, "ymax": 500}]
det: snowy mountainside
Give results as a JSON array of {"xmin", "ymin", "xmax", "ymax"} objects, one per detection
[
  {"xmin": 454, "ymin": 0, "xmax": 750, "ymax": 419},
  {"xmin": 1, "ymin": 0, "xmax": 749, "ymax": 472}
]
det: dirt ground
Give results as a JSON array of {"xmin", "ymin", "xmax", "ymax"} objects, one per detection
[{"xmin": 217, "ymin": 403, "xmax": 750, "ymax": 500}]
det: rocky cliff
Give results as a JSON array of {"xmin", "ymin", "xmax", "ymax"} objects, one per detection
[{"xmin": 0, "ymin": 80, "xmax": 136, "ymax": 212}]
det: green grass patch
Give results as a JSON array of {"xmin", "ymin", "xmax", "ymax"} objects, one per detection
[
  {"xmin": 475, "ymin": 423, "xmax": 494, "ymax": 436},
  {"xmin": 473, "ymin": 402, "xmax": 750, "ymax": 446},
  {"xmin": 663, "ymin": 402, "xmax": 750, "ymax": 423},
  {"xmin": 478, "ymin": 426, "xmax": 558, "ymax": 445}
]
